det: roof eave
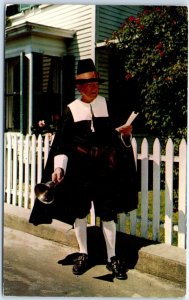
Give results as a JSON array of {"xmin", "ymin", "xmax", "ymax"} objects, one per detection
[{"xmin": 6, "ymin": 21, "xmax": 76, "ymax": 41}]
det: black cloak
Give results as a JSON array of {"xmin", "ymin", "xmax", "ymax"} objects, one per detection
[{"xmin": 29, "ymin": 99, "xmax": 138, "ymax": 226}]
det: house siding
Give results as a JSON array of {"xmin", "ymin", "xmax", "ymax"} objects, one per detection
[
  {"xmin": 96, "ymin": 47, "xmax": 109, "ymax": 100},
  {"xmin": 95, "ymin": 5, "xmax": 142, "ymax": 99},
  {"xmin": 10, "ymin": 4, "xmax": 142, "ymax": 62},
  {"xmin": 9, "ymin": 4, "xmax": 96, "ymax": 99},
  {"xmin": 7, "ymin": 4, "xmax": 142, "ymax": 101},
  {"xmin": 96, "ymin": 5, "xmax": 142, "ymax": 42},
  {"xmin": 10, "ymin": 4, "xmax": 95, "ymax": 63}
]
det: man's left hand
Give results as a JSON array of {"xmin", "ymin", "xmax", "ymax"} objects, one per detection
[{"xmin": 118, "ymin": 125, "xmax": 132, "ymax": 136}]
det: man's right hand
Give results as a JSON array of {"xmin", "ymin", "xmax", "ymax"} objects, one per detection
[{"xmin": 52, "ymin": 167, "xmax": 64, "ymax": 184}]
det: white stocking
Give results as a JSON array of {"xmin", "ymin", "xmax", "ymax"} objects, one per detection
[
  {"xmin": 74, "ymin": 217, "xmax": 88, "ymax": 255},
  {"xmin": 102, "ymin": 220, "xmax": 116, "ymax": 262}
]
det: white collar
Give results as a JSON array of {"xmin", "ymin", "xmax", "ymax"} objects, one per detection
[{"xmin": 68, "ymin": 95, "xmax": 109, "ymax": 122}]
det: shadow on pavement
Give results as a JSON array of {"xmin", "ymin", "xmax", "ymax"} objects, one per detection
[{"xmin": 57, "ymin": 225, "xmax": 158, "ymax": 279}]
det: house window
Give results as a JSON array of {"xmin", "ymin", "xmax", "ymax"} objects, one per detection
[
  {"xmin": 6, "ymin": 4, "xmax": 39, "ymax": 17},
  {"xmin": 5, "ymin": 56, "xmax": 21, "ymax": 131},
  {"xmin": 19, "ymin": 4, "xmax": 39, "ymax": 12},
  {"xmin": 5, "ymin": 20, "xmax": 75, "ymax": 134},
  {"xmin": 5, "ymin": 53, "xmax": 63, "ymax": 133},
  {"xmin": 32, "ymin": 53, "xmax": 62, "ymax": 128},
  {"xmin": 5, "ymin": 54, "xmax": 29, "ymax": 133},
  {"xmin": 5, "ymin": 53, "xmax": 75, "ymax": 133}
]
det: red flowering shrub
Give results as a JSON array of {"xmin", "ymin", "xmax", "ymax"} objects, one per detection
[
  {"xmin": 128, "ymin": 16, "xmax": 135, "ymax": 22},
  {"xmin": 107, "ymin": 6, "xmax": 187, "ymax": 145}
]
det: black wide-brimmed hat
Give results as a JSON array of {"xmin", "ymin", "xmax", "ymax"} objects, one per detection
[{"xmin": 75, "ymin": 58, "xmax": 105, "ymax": 84}]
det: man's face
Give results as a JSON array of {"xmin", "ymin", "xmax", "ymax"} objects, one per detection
[{"xmin": 77, "ymin": 82, "xmax": 99, "ymax": 103}]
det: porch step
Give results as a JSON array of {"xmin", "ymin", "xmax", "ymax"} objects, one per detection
[{"xmin": 4, "ymin": 203, "xmax": 186, "ymax": 287}]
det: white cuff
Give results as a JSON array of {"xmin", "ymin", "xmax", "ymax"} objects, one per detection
[{"xmin": 54, "ymin": 154, "xmax": 68, "ymax": 173}]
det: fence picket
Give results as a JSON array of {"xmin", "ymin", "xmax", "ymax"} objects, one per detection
[
  {"xmin": 90, "ymin": 201, "xmax": 96, "ymax": 226},
  {"xmin": 164, "ymin": 138, "xmax": 174, "ymax": 245},
  {"xmin": 141, "ymin": 138, "xmax": 149, "ymax": 238},
  {"xmin": 4, "ymin": 135, "xmax": 7, "ymax": 203},
  {"xmin": 12, "ymin": 134, "xmax": 18, "ymax": 205},
  {"xmin": 44, "ymin": 134, "xmax": 50, "ymax": 167},
  {"xmin": 152, "ymin": 138, "xmax": 161, "ymax": 241},
  {"xmin": 6, "ymin": 134, "xmax": 12, "ymax": 204},
  {"xmin": 132, "ymin": 137, "xmax": 138, "ymax": 167},
  {"xmin": 130, "ymin": 138, "xmax": 138, "ymax": 235},
  {"xmin": 18, "ymin": 134, "xmax": 23, "ymax": 207},
  {"xmin": 37, "ymin": 135, "xmax": 43, "ymax": 183},
  {"xmin": 178, "ymin": 139, "xmax": 187, "ymax": 248},
  {"xmin": 31, "ymin": 135, "xmax": 37, "ymax": 208},
  {"xmin": 24, "ymin": 135, "xmax": 30, "ymax": 209}
]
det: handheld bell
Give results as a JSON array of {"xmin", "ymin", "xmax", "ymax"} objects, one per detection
[{"xmin": 34, "ymin": 181, "xmax": 55, "ymax": 204}]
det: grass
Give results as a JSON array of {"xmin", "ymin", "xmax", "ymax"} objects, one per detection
[{"xmin": 126, "ymin": 190, "xmax": 178, "ymax": 246}]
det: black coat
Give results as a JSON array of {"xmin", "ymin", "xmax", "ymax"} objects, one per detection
[{"xmin": 29, "ymin": 98, "xmax": 138, "ymax": 226}]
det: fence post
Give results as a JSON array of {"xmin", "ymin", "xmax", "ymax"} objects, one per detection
[
  {"xmin": 90, "ymin": 201, "xmax": 96, "ymax": 226},
  {"xmin": 24, "ymin": 134, "xmax": 30, "ymax": 209},
  {"xmin": 178, "ymin": 139, "xmax": 187, "ymax": 248},
  {"xmin": 44, "ymin": 134, "xmax": 50, "ymax": 167},
  {"xmin": 141, "ymin": 138, "xmax": 149, "ymax": 238},
  {"xmin": 12, "ymin": 134, "xmax": 18, "ymax": 206},
  {"xmin": 6, "ymin": 134, "xmax": 12, "ymax": 204},
  {"xmin": 152, "ymin": 138, "xmax": 161, "ymax": 241},
  {"xmin": 31, "ymin": 134, "xmax": 37, "ymax": 208},
  {"xmin": 4, "ymin": 134, "xmax": 7, "ymax": 203},
  {"xmin": 18, "ymin": 134, "xmax": 23, "ymax": 207},
  {"xmin": 164, "ymin": 138, "xmax": 174, "ymax": 245},
  {"xmin": 130, "ymin": 137, "xmax": 137, "ymax": 235},
  {"xmin": 37, "ymin": 135, "xmax": 43, "ymax": 183}
]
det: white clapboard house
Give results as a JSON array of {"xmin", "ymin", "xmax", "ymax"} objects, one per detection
[{"xmin": 5, "ymin": 4, "xmax": 141, "ymax": 134}]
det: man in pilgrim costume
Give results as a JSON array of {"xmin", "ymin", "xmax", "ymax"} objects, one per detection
[{"xmin": 29, "ymin": 59, "xmax": 138, "ymax": 280}]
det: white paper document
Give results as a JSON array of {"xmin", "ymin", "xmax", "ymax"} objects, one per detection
[{"xmin": 115, "ymin": 111, "xmax": 139, "ymax": 132}]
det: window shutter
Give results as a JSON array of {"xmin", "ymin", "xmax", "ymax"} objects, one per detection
[
  {"xmin": 61, "ymin": 55, "xmax": 75, "ymax": 108},
  {"xmin": 20, "ymin": 52, "xmax": 28, "ymax": 134}
]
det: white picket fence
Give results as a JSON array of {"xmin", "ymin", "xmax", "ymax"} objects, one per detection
[{"xmin": 4, "ymin": 133, "xmax": 187, "ymax": 249}]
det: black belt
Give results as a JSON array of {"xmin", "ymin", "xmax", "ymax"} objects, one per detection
[{"xmin": 76, "ymin": 146, "xmax": 102, "ymax": 158}]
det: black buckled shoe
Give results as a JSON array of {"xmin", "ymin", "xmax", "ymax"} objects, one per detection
[
  {"xmin": 72, "ymin": 253, "xmax": 89, "ymax": 275},
  {"xmin": 106, "ymin": 256, "xmax": 127, "ymax": 280}
]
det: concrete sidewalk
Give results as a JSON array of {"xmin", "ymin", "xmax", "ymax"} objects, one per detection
[
  {"xmin": 4, "ymin": 203, "xmax": 186, "ymax": 287},
  {"xmin": 4, "ymin": 227, "xmax": 186, "ymax": 297}
]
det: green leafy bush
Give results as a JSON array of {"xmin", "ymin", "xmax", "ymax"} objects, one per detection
[{"xmin": 107, "ymin": 6, "xmax": 187, "ymax": 149}]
